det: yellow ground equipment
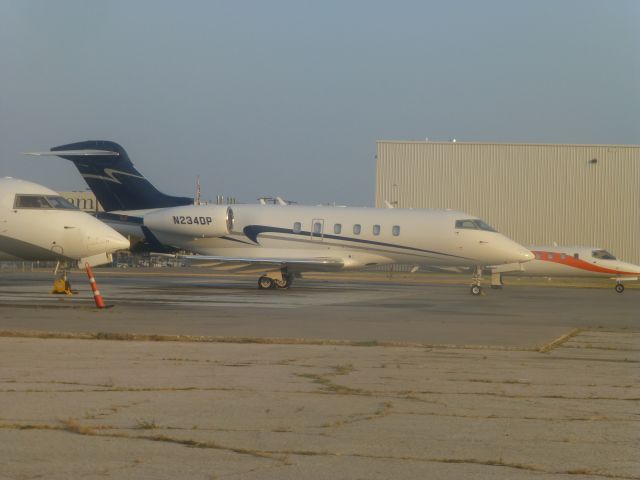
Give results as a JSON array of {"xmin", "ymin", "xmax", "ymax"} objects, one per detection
[{"xmin": 51, "ymin": 276, "xmax": 73, "ymax": 295}]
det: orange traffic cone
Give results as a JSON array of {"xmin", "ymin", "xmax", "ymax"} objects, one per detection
[{"xmin": 85, "ymin": 263, "xmax": 106, "ymax": 309}]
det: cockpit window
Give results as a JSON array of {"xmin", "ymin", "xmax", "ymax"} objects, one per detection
[
  {"xmin": 475, "ymin": 220, "xmax": 497, "ymax": 232},
  {"xmin": 14, "ymin": 194, "xmax": 78, "ymax": 210},
  {"xmin": 455, "ymin": 220, "xmax": 476, "ymax": 229},
  {"xmin": 592, "ymin": 249, "xmax": 616, "ymax": 260},
  {"xmin": 455, "ymin": 219, "xmax": 497, "ymax": 232},
  {"xmin": 14, "ymin": 195, "xmax": 52, "ymax": 209},
  {"xmin": 46, "ymin": 196, "xmax": 77, "ymax": 209}
]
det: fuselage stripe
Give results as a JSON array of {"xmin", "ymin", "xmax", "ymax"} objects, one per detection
[
  {"xmin": 220, "ymin": 235, "xmax": 255, "ymax": 246},
  {"xmin": 242, "ymin": 225, "xmax": 471, "ymax": 260}
]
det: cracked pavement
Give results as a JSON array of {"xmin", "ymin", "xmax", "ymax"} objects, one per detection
[{"xmin": 1, "ymin": 330, "xmax": 638, "ymax": 479}]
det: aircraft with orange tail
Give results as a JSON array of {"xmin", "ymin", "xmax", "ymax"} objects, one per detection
[{"xmin": 491, "ymin": 245, "xmax": 640, "ymax": 293}]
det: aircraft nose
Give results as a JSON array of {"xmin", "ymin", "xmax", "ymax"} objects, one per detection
[
  {"xmin": 95, "ymin": 221, "xmax": 130, "ymax": 253},
  {"xmin": 106, "ymin": 232, "xmax": 130, "ymax": 252},
  {"xmin": 502, "ymin": 239, "xmax": 534, "ymax": 264},
  {"xmin": 624, "ymin": 262, "xmax": 640, "ymax": 274},
  {"xmin": 521, "ymin": 249, "xmax": 535, "ymax": 262}
]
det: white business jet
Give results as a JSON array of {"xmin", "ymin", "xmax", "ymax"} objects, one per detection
[
  {"xmin": 491, "ymin": 245, "xmax": 640, "ymax": 293},
  {"xmin": 0, "ymin": 177, "xmax": 130, "ymax": 289},
  {"xmin": 30, "ymin": 141, "xmax": 534, "ymax": 294}
]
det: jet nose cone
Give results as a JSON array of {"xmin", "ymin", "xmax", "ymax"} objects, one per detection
[
  {"xmin": 521, "ymin": 249, "xmax": 535, "ymax": 262},
  {"xmin": 625, "ymin": 262, "xmax": 640, "ymax": 275},
  {"xmin": 503, "ymin": 240, "xmax": 534, "ymax": 264},
  {"xmin": 106, "ymin": 233, "xmax": 130, "ymax": 252}
]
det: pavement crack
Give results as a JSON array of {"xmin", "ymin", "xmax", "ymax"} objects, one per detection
[
  {"xmin": 0, "ymin": 420, "xmax": 285, "ymax": 464},
  {"xmin": 0, "ymin": 418, "xmax": 638, "ymax": 478},
  {"xmin": 264, "ymin": 450, "xmax": 640, "ymax": 479},
  {"xmin": 399, "ymin": 411, "xmax": 634, "ymax": 423},
  {"xmin": 405, "ymin": 389, "xmax": 640, "ymax": 402},
  {"xmin": 320, "ymin": 401, "xmax": 393, "ymax": 428},
  {"xmin": 295, "ymin": 364, "xmax": 367, "ymax": 395},
  {"xmin": 538, "ymin": 328, "xmax": 582, "ymax": 353},
  {"xmin": 0, "ymin": 386, "xmax": 253, "ymax": 394}
]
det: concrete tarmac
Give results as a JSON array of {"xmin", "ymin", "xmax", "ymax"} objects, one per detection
[
  {"xmin": 0, "ymin": 270, "xmax": 638, "ymax": 479},
  {"xmin": 0, "ymin": 270, "xmax": 638, "ymax": 348},
  {"xmin": 0, "ymin": 332, "xmax": 638, "ymax": 479}
]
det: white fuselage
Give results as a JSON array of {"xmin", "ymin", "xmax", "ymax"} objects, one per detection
[
  {"xmin": 0, "ymin": 177, "xmax": 130, "ymax": 263},
  {"xmin": 506, "ymin": 246, "xmax": 640, "ymax": 279},
  {"xmin": 110, "ymin": 204, "xmax": 534, "ymax": 271}
]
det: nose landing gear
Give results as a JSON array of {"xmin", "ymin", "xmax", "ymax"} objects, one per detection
[
  {"xmin": 615, "ymin": 283, "xmax": 625, "ymax": 293},
  {"xmin": 470, "ymin": 266, "xmax": 484, "ymax": 296}
]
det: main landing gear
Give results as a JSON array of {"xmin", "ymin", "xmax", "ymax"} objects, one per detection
[
  {"xmin": 258, "ymin": 272, "xmax": 294, "ymax": 290},
  {"xmin": 615, "ymin": 283, "xmax": 625, "ymax": 294},
  {"xmin": 470, "ymin": 266, "xmax": 484, "ymax": 296}
]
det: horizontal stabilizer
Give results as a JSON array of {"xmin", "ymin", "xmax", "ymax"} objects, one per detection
[{"xmin": 25, "ymin": 150, "xmax": 119, "ymax": 157}]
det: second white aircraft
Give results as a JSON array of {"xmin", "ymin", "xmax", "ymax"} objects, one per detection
[
  {"xmin": 32, "ymin": 140, "xmax": 534, "ymax": 294},
  {"xmin": 492, "ymin": 245, "xmax": 640, "ymax": 293},
  {"xmin": 0, "ymin": 177, "xmax": 129, "ymax": 266}
]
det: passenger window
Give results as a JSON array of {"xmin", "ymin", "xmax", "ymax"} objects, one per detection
[
  {"xmin": 293, "ymin": 222, "xmax": 301, "ymax": 233},
  {"xmin": 573, "ymin": 253, "xmax": 579, "ymax": 260},
  {"xmin": 392, "ymin": 225, "xmax": 400, "ymax": 236},
  {"xmin": 372, "ymin": 225, "xmax": 380, "ymax": 236},
  {"xmin": 560, "ymin": 253, "xmax": 567, "ymax": 260},
  {"xmin": 353, "ymin": 224, "xmax": 361, "ymax": 235},
  {"xmin": 334, "ymin": 223, "xmax": 341, "ymax": 234}
]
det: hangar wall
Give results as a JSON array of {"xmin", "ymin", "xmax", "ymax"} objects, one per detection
[
  {"xmin": 376, "ymin": 141, "xmax": 640, "ymax": 264},
  {"xmin": 59, "ymin": 191, "xmax": 102, "ymax": 212}
]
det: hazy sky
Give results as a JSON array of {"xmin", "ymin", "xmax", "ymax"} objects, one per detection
[{"xmin": 1, "ymin": 0, "xmax": 638, "ymax": 205}]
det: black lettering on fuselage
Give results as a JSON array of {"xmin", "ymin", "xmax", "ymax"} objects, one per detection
[{"xmin": 171, "ymin": 215, "xmax": 213, "ymax": 226}]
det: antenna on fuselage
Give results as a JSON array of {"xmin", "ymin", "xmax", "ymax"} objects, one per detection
[{"xmin": 194, "ymin": 176, "xmax": 201, "ymax": 206}]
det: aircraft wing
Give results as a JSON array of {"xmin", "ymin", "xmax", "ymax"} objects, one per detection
[{"xmin": 163, "ymin": 254, "xmax": 345, "ymax": 273}]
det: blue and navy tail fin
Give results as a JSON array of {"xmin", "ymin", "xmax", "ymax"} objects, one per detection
[{"xmin": 50, "ymin": 140, "xmax": 193, "ymax": 212}]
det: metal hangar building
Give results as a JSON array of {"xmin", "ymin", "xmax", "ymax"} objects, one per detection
[{"xmin": 375, "ymin": 141, "xmax": 639, "ymax": 264}]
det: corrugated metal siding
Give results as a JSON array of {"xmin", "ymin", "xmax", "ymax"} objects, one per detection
[{"xmin": 376, "ymin": 142, "xmax": 640, "ymax": 265}]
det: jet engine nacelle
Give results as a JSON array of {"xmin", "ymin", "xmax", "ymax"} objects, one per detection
[{"xmin": 143, "ymin": 205, "xmax": 233, "ymax": 238}]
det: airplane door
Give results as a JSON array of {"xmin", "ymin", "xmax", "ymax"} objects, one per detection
[
  {"xmin": 310, "ymin": 218, "xmax": 324, "ymax": 241},
  {"xmin": 51, "ymin": 244, "xmax": 64, "ymax": 258}
]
